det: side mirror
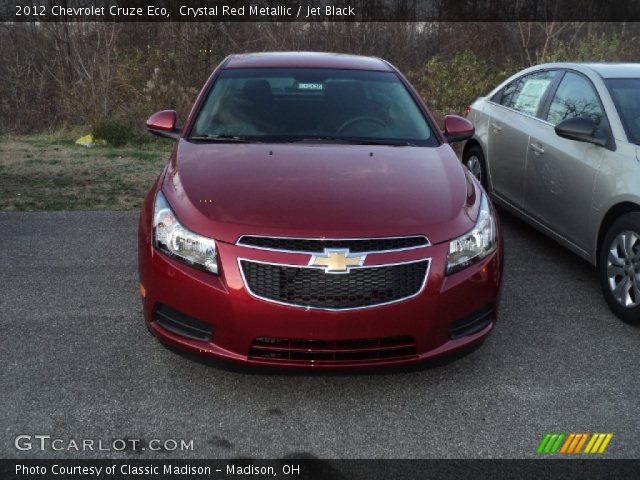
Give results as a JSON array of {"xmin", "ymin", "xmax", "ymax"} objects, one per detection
[
  {"xmin": 146, "ymin": 110, "xmax": 180, "ymax": 141},
  {"xmin": 443, "ymin": 115, "xmax": 475, "ymax": 143},
  {"xmin": 555, "ymin": 117, "xmax": 607, "ymax": 147}
]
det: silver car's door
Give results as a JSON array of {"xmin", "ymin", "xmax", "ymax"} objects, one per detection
[
  {"xmin": 524, "ymin": 71, "xmax": 607, "ymax": 251},
  {"xmin": 485, "ymin": 71, "xmax": 558, "ymax": 208}
]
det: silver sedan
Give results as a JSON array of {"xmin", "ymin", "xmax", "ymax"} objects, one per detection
[{"xmin": 463, "ymin": 63, "xmax": 640, "ymax": 323}]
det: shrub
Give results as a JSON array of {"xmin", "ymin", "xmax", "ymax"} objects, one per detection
[
  {"xmin": 92, "ymin": 119, "xmax": 132, "ymax": 147},
  {"xmin": 544, "ymin": 33, "xmax": 635, "ymax": 63},
  {"xmin": 412, "ymin": 51, "xmax": 512, "ymax": 119}
]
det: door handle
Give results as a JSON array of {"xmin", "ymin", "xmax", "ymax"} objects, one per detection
[
  {"xmin": 530, "ymin": 143, "xmax": 545, "ymax": 155},
  {"xmin": 490, "ymin": 122, "xmax": 502, "ymax": 132}
]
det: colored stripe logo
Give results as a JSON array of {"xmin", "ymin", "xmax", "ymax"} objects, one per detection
[{"xmin": 537, "ymin": 433, "xmax": 613, "ymax": 454}]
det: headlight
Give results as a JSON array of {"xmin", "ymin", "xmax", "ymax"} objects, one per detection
[
  {"xmin": 446, "ymin": 193, "xmax": 497, "ymax": 275},
  {"xmin": 153, "ymin": 191, "xmax": 218, "ymax": 274}
]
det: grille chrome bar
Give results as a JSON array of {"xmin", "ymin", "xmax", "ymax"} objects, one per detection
[
  {"xmin": 250, "ymin": 342, "xmax": 416, "ymax": 354},
  {"xmin": 249, "ymin": 336, "xmax": 417, "ymax": 363},
  {"xmin": 238, "ymin": 258, "xmax": 430, "ymax": 311},
  {"xmin": 236, "ymin": 234, "xmax": 430, "ymax": 254}
]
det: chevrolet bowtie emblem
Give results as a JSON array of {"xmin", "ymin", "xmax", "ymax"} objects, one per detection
[{"xmin": 309, "ymin": 249, "xmax": 366, "ymax": 273}]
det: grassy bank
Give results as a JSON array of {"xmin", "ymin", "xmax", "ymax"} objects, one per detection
[{"xmin": 0, "ymin": 133, "xmax": 172, "ymax": 211}]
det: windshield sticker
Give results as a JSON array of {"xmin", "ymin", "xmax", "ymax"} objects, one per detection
[
  {"xmin": 514, "ymin": 78, "xmax": 551, "ymax": 115},
  {"xmin": 296, "ymin": 82, "xmax": 324, "ymax": 91}
]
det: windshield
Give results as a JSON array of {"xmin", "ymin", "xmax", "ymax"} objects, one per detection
[
  {"xmin": 191, "ymin": 68, "xmax": 437, "ymax": 146},
  {"xmin": 606, "ymin": 78, "xmax": 640, "ymax": 144}
]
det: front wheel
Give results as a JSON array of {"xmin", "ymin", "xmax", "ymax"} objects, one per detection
[
  {"xmin": 598, "ymin": 212, "xmax": 640, "ymax": 324},
  {"xmin": 462, "ymin": 145, "xmax": 487, "ymax": 190}
]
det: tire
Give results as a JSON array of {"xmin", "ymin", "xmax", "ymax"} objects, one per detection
[
  {"xmin": 598, "ymin": 212, "xmax": 640, "ymax": 324},
  {"xmin": 463, "ymin": 145, "xmax": 488, "ymax": 190}
]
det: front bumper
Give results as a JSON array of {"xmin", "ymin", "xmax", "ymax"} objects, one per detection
[{"xmin": 139, "ymin": 211, "xmax": 502, "ymax": 370}]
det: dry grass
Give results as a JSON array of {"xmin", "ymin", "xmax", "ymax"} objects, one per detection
[{"xmin": 0, "ymin": 133, "xmax": 172, "ymax": 211}]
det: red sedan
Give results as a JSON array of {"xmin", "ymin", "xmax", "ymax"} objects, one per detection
[{"xmin": 138, "ymin": 52, "xmax": 502, "ymax": 369}]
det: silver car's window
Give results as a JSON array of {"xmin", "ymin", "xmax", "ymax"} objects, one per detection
[
  {"xmin": 495, "ymin": 78, "xmax": 521, "ymax": 108},
  {"xmin": 606, "ymin": 78, "xmax": 640, "ymax": 144},
  {"xmin": 510, "ymin": 71, "xmax": 555, "ymax": 116},
  {"xmin": 493, "ymin": 71, "xmax": 556, "ymax": 117},
  {"xmin": 546, "ymin": 72, "xmax": 603, "ymax": 126}
]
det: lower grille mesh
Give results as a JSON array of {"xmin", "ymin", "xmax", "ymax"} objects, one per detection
[
  {"xmin": 240, "ymin": 260, "xmax": 429, "ymax": 310},
  {"xmin": 249, "ymin": 336, "xmax": 417, "ymax": 363}
]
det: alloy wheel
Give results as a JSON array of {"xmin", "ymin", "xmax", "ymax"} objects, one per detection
[
  {"xmin": 466, "ymin": 155, "xmax": 482, "ymax": 182},
  {"xmin": 607, "ymin": 230, "xmax": 640, "ymax": 308}
]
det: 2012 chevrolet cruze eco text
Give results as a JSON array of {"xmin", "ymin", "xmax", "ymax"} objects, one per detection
[{"xmin": 138, "ymin": 52, "xmax": 503, "ymax": 368}]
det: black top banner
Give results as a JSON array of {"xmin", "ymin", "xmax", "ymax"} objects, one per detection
[{"xmin": 3, "ymin": 0, "xmax": 640, "ymax": 22}]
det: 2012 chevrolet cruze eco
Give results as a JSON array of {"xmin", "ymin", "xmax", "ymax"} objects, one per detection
[{"xmin": 138, "ymin": 52, "xmax": 502, "ymax": 368}]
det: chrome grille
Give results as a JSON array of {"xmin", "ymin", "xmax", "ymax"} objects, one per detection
[{"xmin": 237, "ymin": 235, "xmax": 429, "ymax": 253}]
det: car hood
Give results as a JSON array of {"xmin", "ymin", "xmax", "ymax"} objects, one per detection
[{"xmin": 162, "ymin": 141, "xmax": 479, "ymax": 245}]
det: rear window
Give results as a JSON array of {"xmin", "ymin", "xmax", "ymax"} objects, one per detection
[
  {"xmin": 191, "ymin": 68, "xmax": 437, "ymax": 146},
  {"xmin": 493, "ymin": 71, "xmax": 556, "ymax": 117}
]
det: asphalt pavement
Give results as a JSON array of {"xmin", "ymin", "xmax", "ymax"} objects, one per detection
[{"xmin": 1, "ymin": 210, "xmax": 639, "ymax": 459}]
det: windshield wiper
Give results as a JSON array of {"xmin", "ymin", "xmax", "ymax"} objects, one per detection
[
  {"xmin": 189, "ymin": 134, "xmax": 416, "ymax": 146},
  {"xmin": 342, "ymin": 137, "xmax": 416, "ymax": 147},
  {"xmin": 188, "ymin": 134, "xmax": 262, "ymax": 143},
  {"xmin": 282, "ymin": 136, "xmax": 415, "ymax": 146}
]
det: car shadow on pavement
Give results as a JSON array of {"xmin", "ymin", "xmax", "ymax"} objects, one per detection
[{"xmin": 496, "ymin": 205, "xmax": 596, "ymax": 275}]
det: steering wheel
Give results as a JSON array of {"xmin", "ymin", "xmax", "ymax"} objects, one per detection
[{"xmin": 338, "ymin": 116, "xmax": 386, "ymax": 134}]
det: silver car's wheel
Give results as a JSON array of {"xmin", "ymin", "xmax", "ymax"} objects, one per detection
[
  {"xmin": 466, "ymin": 154, "xmax": 483, "ymax": 182},
  {"xmin": 606, "ymin": 231, "xmax": 640, "ymax": 308},
  {"xmin": 462, "ymin": 145, "xmax": 487, "ymax": 189}
]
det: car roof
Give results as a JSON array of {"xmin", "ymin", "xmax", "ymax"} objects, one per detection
[
  {"xmin": 534, "ymin": 62, "xmax": 640, "ymax": 79},
  {"xmin": 582, "ymin": 63, "xmax": 640, "ymax": 79},
  {"xmin": 223, "ymin": 51, "xmax": 393, "ymax": 72}
]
